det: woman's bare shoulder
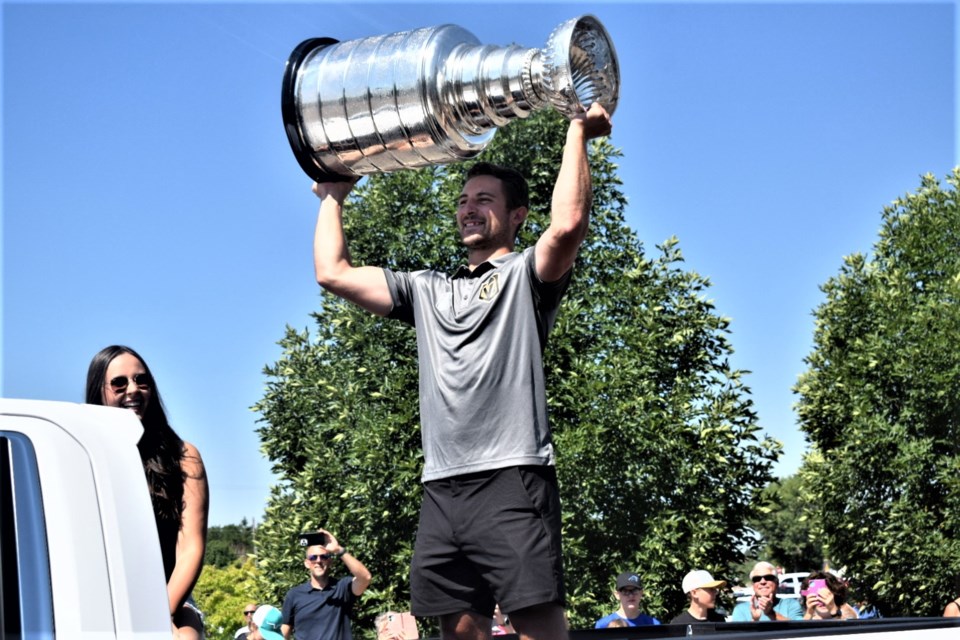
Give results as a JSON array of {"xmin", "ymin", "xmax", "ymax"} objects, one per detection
[{"xmin": 180, "ymin": 441, "xmax": 206, "ymax": 478}]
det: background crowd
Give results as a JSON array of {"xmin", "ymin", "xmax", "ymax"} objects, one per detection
[{"xmin": 220, "ymin": 557, "xmax": 960, "ymax": 639}]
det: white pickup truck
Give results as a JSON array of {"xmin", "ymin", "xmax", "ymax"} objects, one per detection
[
  {"xmin": 3, "ymin": 399, "xmax": 959, "ymax": 640},
  {"xmin": 1, "ymin": 399, "xmax": 172, "ymax": 639}
]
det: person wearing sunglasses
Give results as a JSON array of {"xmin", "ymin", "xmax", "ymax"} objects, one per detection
[
  {"xmin": 729, "ymin": 562, "xmax": 803, "ymax": 622},
  {"xmin": 235, "ymin": 603, "xmax": 259, "ymax": 639},
  {"xmin": 281, "ymin": 528, "xmax": 372, "ymax": 640},
  {"xmin": 86, "ymin": 345, "xmax": 209, "ymax": 639}
]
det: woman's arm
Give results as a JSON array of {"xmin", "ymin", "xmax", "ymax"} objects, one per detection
[{"xmin": 167, "ymin": 441, "xmax": 209, "ymax": 614}]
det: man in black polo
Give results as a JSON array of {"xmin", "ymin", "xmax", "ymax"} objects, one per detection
[
  {"xmin": 310, "ymin": 102, "xmax": 612, "ymax": 640},
  {"xmin": 281, "ymin": 529, "xmax": 371, "ymax": 640}
]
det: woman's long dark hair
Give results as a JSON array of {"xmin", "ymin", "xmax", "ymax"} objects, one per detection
[{"xmin": 86, "ymin": 345, "xmax": 185, "ymax": 525}]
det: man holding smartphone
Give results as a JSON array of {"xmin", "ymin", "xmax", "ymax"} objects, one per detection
[
  {"xmin": 281, "ymin": 529, "xmax": 372, "ymax": 640},
  {"xmin": 730, "ymin": 562, "xmax": 803, "ymax": 622}
]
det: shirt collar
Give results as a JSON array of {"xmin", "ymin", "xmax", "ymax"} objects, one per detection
[{"xmin": 452, "ymin": 252, "xmax": 515, "ymax": 280}]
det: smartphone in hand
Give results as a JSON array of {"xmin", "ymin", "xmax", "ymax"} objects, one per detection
[{"xmin": 297, "ymin": 531, "xmax": 329, "ymax": 547}]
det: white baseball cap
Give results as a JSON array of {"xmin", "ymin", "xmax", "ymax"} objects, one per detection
[{"xmin": 682, "ymin": 570, "xmax": 726, "ymax": 594}]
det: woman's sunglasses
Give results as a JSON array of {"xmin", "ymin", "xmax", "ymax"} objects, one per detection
[{"xmin": 108, "ymin": 373, "xmax": 151, "ymax": 393}]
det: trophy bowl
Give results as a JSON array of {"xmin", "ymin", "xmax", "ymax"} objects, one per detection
[{"xmin": 282, "ymin": 15, "xmax": 619, "ymax": 182}]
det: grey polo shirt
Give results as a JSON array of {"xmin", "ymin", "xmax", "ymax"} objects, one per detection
[{"xmin": 385, "ymin": 247, "xmax": 572, "ymax": 482}]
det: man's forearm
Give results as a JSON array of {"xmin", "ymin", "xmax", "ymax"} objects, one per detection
[
  {"xmin": 340, "ymin": 550, "xmax": 372, "ymax": 593},
  {"xmin": 550, "ymin": 122, "xmax": 592, "ymax": 242},
  {"xmin": 342, "ymin": 551, "xmax": 370, "ymax": 576},
  {"xmin": 549, "ymin": 102, "xmax": 612, "ymax": 240},
  {"xmin": 534, "ymin": 122, "xmax": 592, "ymax": 283},
  {"xmin": 313, "ymin": 192, "xmax": 353, "ymax": 287},
  {"xmin": 309, "ymin": 182, "xmax": 393, "ymax": 315}
]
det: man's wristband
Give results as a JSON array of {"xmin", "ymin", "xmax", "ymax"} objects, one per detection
[{"xmin": 335, "ymin": 548, "xmax": 347, "ymax": 557}]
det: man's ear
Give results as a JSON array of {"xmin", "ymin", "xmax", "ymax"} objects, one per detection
[{"xmin": 511, "ymin": 206, "xmax": 528, "ymax": 227}]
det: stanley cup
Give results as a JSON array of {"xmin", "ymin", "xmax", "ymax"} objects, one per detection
[{"xmin": 281, "ymin": 15, "xmax": 619, "ymax": 182}]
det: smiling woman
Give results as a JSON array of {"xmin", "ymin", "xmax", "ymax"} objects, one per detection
[{"xmin": 85, "ymin": 345, "xmax": 209, "ymax": 640}]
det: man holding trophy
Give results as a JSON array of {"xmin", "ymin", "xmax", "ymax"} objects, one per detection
[
  {"xmin": 309, "ymin": 100, "xmax": 610, "ymax": 640},
  {"xmin": 289, "ymin": 14, "xmax": 618, "ymax": 640}
]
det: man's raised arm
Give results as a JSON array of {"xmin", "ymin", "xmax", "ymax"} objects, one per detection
[
  {"xmin": 312, "ymin": 180, "xmax": 394, "ymax": 316},
  {"xmin": 534, "ymin": 102, "xmax": 613, "ymax": 283}
]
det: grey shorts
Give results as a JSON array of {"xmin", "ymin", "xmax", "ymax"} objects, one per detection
[{"xmin": 410, "ymin": 465, "xmax": 565, "ymax": 618}]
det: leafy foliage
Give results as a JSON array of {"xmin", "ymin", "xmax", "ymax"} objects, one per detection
[
  {"xmin": 205, "ymin": 519, "xmax": 256, "ymax": 568},
  {"xmin": 794, "ymin": 169, "xmax": 960, "ymax": 616},
  {"xmin": 194, "ymin": 557, "xmax": 260, "ymax": 640},
  {"xmin": 253, "ymin": 110, "xmax": 779, "ymax": 635},
  {"xmin": 747, "ymin": 474, "xmax": 824, "ymax": 573}
]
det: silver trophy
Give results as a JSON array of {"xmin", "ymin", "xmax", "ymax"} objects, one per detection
[{"xmin": 281, "ymin": 15, "xmax": 619, "ymax": 182}]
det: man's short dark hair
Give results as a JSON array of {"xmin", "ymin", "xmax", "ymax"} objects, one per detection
[{"xmin": 465, "ymin": 162, "xmax": 529, "ymax": 211}]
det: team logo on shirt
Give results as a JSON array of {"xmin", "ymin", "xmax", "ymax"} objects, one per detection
[{"xmin": 478, "ymin": 274, "xmax": 500, "ymax": 301}]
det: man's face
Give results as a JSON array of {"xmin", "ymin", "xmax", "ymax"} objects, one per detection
[
  {"xmin": 457, "ymin": 175, "xmax": 525, "ymax": 250},
  {"xmin": 692, "ymin": 587, "xmax": 718, "ymax": 608},
  {"xmin": 243, "ymin": 604, "xmax": 257, "ymax": 630},
  {"xmin": 616, "ymin": 586, "xmax": 642, "ymax": 614},
  {"xmin": 751, "ymin": 571, "xmax": 779, "ymax": 597},
  {"xmin": 304, "ymin": 545, "xmax": 333, "ymax": 580}
]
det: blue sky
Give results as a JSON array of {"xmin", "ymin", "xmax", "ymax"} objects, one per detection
[{"xmin": 3, "ymin": 1, "xmax": 957, "ymax": 526}]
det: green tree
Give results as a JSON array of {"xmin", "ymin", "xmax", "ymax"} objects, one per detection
[
  {"xmin": 794, "ymin": 169, "xmax": 960, "ymax": 616},
  {"xmin": 253, "ymin": 110, "xmax": 780, "ymax": 635},
  {"xmin": 747, "ymin": 475, "xmax": 823, "ymax": 573},
  {"xmin": 205, "ymin": 519, "xmax": 256, "ymax": 568},
  {"xmin": 194, "ymin": 557, "xmax": 260, "ymax": 640}
]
